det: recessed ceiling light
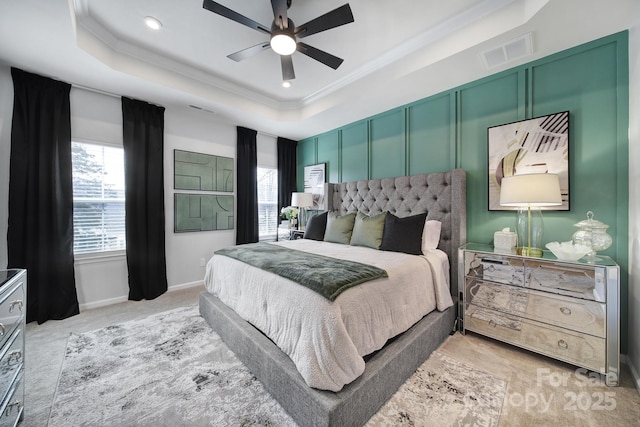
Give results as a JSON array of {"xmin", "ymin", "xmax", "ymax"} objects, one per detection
[
  {"xmin": 282, "ymin": 81, "xmax": 291, "ymax": 88},
  {"xmin": 144, "ymin": 16, "xmax": 162, "ymax": 30}
]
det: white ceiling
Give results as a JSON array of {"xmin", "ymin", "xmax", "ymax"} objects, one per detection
[{"xmin": 0, "ymin": 0, "xmax": 638, "ymax": 140}]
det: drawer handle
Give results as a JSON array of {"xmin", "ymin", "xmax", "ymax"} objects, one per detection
[
  {"xmin": 559, "ymin": 307, "xmax": 572, "ymax": 316},
  {"xmin": 488, "ymin": 319, "xmax": 497, "ymax": 327},
  {"xmin": 0, "ymin": 323, "xmax": 4, "ymax": 337},
  {"xmin": 7, "ymin": 350, "xmax": 22, "ymax": 365},
  {"xmin": 557, "ymin": 339, "xmax": 569, "ymax": 350},
  {"xmin": 5, "ymin": 401, "xmax": 21, "ymax": 417},
  {"xmin": 487, "ymin": 265, "xmax": 496, "ymax": 272},
  {"xmin": 9, "ymin": 300, "xmax": 23, "ymax": 313}
]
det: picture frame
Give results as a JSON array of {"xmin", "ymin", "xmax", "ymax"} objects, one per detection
[
  {"xmin": 487, "ymin": 111, "xmax": 570, "ymax": 211},
  {"xmin": 303, "ymin": 163, "xmax": 326, "ymax": 210},
  {"xmin": 174, "ymin": 149, "xmax": 234, "ymax": 192},
  {"xmin": 174, "ymin": 193, "xmax": 234, "ymax": 232}
]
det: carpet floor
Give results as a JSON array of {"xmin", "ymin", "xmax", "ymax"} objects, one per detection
[
  {"xmin": 47, "ymin": 305, "xmax": 505, "ymax": 426},
  {"xmin": 22, "ymin": 286, "xmax": 640, "ymax": 427}
]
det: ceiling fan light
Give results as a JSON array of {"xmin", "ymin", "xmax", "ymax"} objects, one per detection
[
  {"xmin": 270, "ymin": 33, "xmax": 296, "ymax": 56},
  {"xmin": 144, "ymin": 16, "xmax": 163, "ymax": 30}
]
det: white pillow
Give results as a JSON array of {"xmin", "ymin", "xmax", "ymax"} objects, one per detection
[{"xmin": 422, "ymin": 220, "xmax": 442, "ymax": 252}]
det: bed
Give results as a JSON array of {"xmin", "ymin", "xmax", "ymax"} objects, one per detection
[{"xmin": 199, "ymin": 169, "xmax": 466, "ymax": 426}]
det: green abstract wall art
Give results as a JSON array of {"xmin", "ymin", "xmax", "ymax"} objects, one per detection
[
  {"xmin": 174, "ymin": 193, "xmax": 234, "ymax": 232},
  {"xmin": 174, "ymin": 149, "xmax": 233, "ymax": 192}
]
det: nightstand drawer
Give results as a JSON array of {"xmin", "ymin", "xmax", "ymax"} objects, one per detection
[
  {"xmin": 466, "ymin": 280, "xmax": 606, "ymax": 337},
  {"xmin": 0, "ymin": 281, "xmax": 24, "ymax": 350},
  {"xmin": 525, "ymin": 260, "xmax": 605, "ymax": 302},
  {"xmin": 0, "ymin": 327, "xmax": 23, "ymax": 408},
  {"xmin": 465, "ymin": 305, "xmax": 606, "ymax": 372},
  {"xmin": 0, "ymin": 370, "xmax": 22, "ymax": 427},
  {"xmin": 464, "ymin": 252, "xmax": 525, "ymax": 286}
]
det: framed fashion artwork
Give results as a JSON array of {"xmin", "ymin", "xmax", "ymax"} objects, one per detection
[
  {"xmin": 303, "ymin": 163, "xmax": 326, "ymax": 210},
  {"xmin": 487, "ymin": 111, "xmax": 570, "ymax": 211}
]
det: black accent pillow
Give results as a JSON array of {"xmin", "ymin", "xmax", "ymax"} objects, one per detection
[
  {"xmin": 380, "ymin": 212, "xmax": 427, "ymax": 255},
  {"xmin": 303, "ymin": 212, "xmax": 328, "ymax": 241}
]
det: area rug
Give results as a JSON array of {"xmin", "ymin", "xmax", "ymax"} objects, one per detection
[{"xmin": 48, "ymin": 306, "xmax": 506, "ymax": 426}]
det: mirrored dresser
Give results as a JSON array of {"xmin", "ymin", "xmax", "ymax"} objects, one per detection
[
  {"xmin": 0, "ymin": 270, "xmax": 25, "ymax": 426},
  {"xmin": 458, "ymin": 244, "xmax": 619, "ymax": 386}
]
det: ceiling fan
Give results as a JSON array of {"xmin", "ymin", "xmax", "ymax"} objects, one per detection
[{"xmin": 202, "ymin": 0, "xmax": 354, "ymax": 82}]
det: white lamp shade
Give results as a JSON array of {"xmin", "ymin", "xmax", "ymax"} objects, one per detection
[
  {"xmin": 291, "ymin": 192, "xmax": 313, "ymax": 208},
  {"xmin": 499, "ymin": 173, "xmax": 562, "ymax": 207}
]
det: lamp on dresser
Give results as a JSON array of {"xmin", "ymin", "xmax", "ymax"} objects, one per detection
[
  {"xmin": 291, "ymin": 192, "xmax": 313, "ymax": 231},
  {"xmin": 499, "ymin": 173, "xmax": 562, "ymax": 257}
]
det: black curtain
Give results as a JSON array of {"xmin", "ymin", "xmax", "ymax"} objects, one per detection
[
  {"xmin": 8, "ymin": 68, "xmax": 79, "ymax": 324},
  {"xmin": 121, "ymin": 97, "xmax": 168, "ymax": 301},
  {"xmin": 277, "ymin": 137, "xmax": 298, "ymax": 221},
  {"xmin": 236, "ymin": 126, "xmax": 258, "ymax": 244}
]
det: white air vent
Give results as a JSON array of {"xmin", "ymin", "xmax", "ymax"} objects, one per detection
[{"xmin": 481, "ymin": 33, "xmax": 533, "ymax": 69}]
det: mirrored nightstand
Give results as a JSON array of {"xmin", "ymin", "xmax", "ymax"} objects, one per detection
[
  {"xmin": 458, "ymin": 243, "xmax": 619, "ymax": 386},
  {"xmin": 290, "ymin": 230, "xmax": 304, "ymax": 240}
]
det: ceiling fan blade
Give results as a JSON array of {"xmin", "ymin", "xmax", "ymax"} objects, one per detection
[
  {"xmin": 295, "ymin": 4, "xmax": 354, "ymax": 39},
  {"xmin": 271, "ymin": 0, "xmax": 289, "ymax": 29},
  {"xmin": 297, "ymin": 42, "xmax": 344, "ymax": 69},
  {"xmin": 281, "ymin": 55, "xmax": 295, "ymax": 81},
  {"xmin": 227, "ymin": 42, "xmax": 271, "ymax": 62},
  {"xmin": 202, "ymin": 0, "xmax": 270, "ymax": 35}
]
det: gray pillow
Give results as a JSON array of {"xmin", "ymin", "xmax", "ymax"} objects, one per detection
[
  {"xmin": 323, "ymin": 212, "xmax": 356, "ymax": 245},
  {"xmin": 350, "ymin": 211, "xmax": 387, "ymax": 249}
]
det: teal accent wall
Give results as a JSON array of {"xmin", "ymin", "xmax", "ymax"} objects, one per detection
[
  {"xmin": 341, "ymin": 122, "xmax": 368, "ymax": 182},
  {"xmin": 407, "ymin": 93, "xmax": 455, "ymax": 174},
  {"xmin": 297, "ymin": 32, "xmax": 630, "ymax": 352},
  {"xmin": 370, "ymin": 109, "xmax": 406, "ymax": 179}
]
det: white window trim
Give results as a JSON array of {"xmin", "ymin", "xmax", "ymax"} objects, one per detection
[
  {"xmin": 73, "ymin": 137, "xmax": 123, "ymax": 149},
  {"xmin": 74, "ymin": 250, "xmax": 126, "ymax": 265}
]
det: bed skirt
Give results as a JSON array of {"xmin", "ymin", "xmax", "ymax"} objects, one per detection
[{"xmin": 199, "ymin": 291, "xmax": 456, "ymax": 427}]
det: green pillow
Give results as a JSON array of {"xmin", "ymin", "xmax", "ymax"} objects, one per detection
[
  {"xmin": 323, "ymin": 212, "xmax": 357, "ymax": 245},
  {"xmin": 350, "ymin": 212, "xmax": 387, "ymax": 249}
]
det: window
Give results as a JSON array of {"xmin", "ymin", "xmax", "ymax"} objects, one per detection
[
  {"xmin": 72, "ymin": 141, "xmax": 126, "ymax": 254},
  {"xmin": 257, "ymin": 167, "xmax": 278, "ymax": 240}
]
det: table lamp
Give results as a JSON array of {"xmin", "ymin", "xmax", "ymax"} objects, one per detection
[
  {"xmin": 291, "ymin": 192, "xmax": 313, "ymax": 231},
  {"xmin": 499, "ymin": 173, "xmax": 562, "ymax": 257}
]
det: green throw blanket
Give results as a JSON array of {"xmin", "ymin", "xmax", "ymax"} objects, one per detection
[{"xmin": 215, "ymin": 242, "xmax": 388, "ymax": 301}]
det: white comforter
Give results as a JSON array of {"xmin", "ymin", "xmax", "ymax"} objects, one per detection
[{"xmin": 204, "ymin": 239, "xmax": 453, "ymax": 391}]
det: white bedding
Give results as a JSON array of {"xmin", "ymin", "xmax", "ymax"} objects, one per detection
[{"xmin": 204, "ymin": 239, "xmax": 453, "ymax": 391}]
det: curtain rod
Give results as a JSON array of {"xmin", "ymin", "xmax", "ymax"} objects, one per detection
[
  {"xmin": 73, "ymin": 83, "xmax": 281, "ymax": 138},
  {"xmin": 72, "ymin": 84, "xmax": 161, "ymax": 108},
  {"xmin": 258, "ymin": 131, "xmax": 278, "ymax": 139},
  {"xmin": 72, "ymin": 83, "xmax": 121, "ymax": 99}
]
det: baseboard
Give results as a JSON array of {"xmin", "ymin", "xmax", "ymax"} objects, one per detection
[
  {"xmin": 79, "ymin": 295, "xmax": 129, "ymax": 311},
  {"xmin": 622, "ymin": 354, "xmax": 640, "ymax": 396},
  {"xmin": 79, "ymin": 280, "xmax": 203, "ymax": 311},
  {"xmin": 168, "ymin": 280, "xmax": 204, "ymax": 292}
]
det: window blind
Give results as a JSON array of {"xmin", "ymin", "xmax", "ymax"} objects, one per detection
[
  {"xmin": 72, "ymin": 141, "xmax": 126, "ymax": 254},
  {"xmin": 257, "ymin": 167, "xmax": 278, "ymax": 240}
]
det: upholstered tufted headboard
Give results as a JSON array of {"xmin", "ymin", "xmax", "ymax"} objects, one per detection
[{"xmin": 325, "ymin": 169, "xmax": 466, "ymax": 296}]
